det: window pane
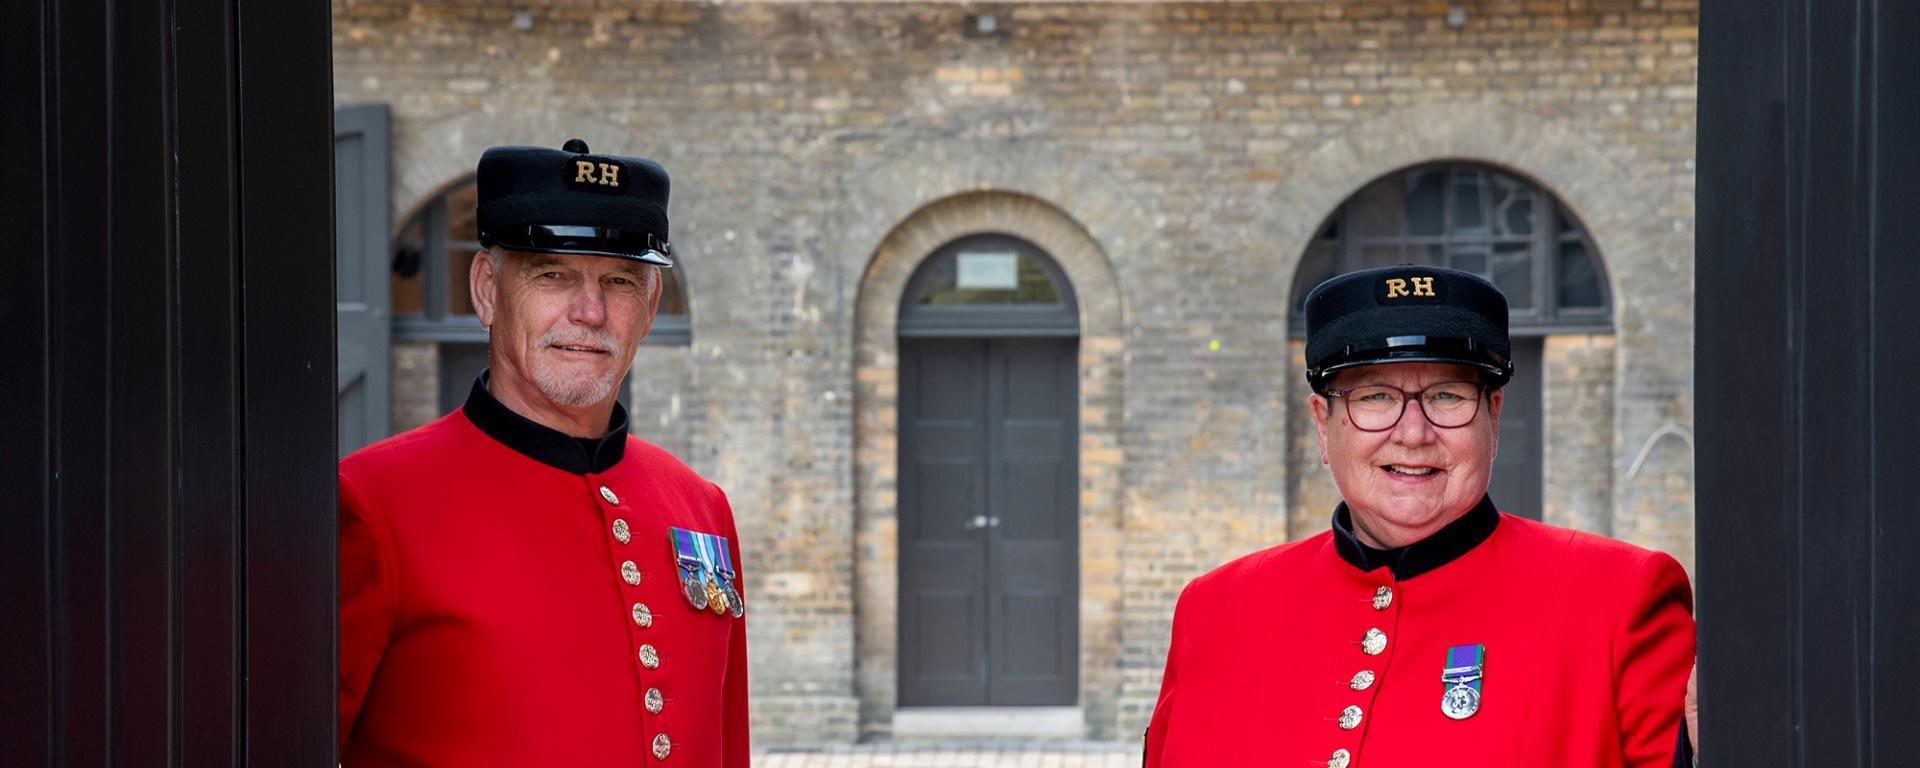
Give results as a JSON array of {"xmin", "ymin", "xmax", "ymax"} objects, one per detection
[
  {"xmin": 1491, "ymin": 242, "xmax": 1533, "ymax": 309},
  {"xmin": 1357, "ymin": 243, "xmax": 1404, "ymax": 270},
  {"xmin": 1292, "ymin": 241, "xmax": 1340, "ymax": 315},
  {"xmin": 1446, "ymin": 244, "xmax": 1489, "ymax": 277},
  {"xmin": 1348, "ymin": 176, "xmax": 1407, "ymax": 237},
  {"xmin": 446, "ymin": 183, "xmax": 480, "ymax": 241},
  {"xmin": 446, "ymin": 249, "xmax": 478, "ymax": 315},
  {"xmin": 1404, "ymin": 167, "xmax": 1446, "ymax": 236},
  {"xmin": 1558, "ymin": 238, "xmax": 1605, "ymax": 308},
  {"xmin": 911, "ymin": 249, "xmax": 1063, "ymax": 306},
  {"xmin": 1489, "ymin": 173, "xmax": 1535, "ymax": 236},
  {"xmin": 658, "ymin": 266, "xmax": 688, "ymax": 316},
  {"xmin": 1452, "ymin": 170, "xmax": 1487, "ymax": 234},
  {"xmin": 391, "ymin": 218, "xmax": 426, "ymax": 316}
]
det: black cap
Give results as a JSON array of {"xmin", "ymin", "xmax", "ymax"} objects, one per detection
[
  {"xmin": 475, "ymin": 139, "xmax": 674, "ymax": 266},
  {"xmin": 1302, "ymin": 265, "xmax": 1513, "ymax": 394}
]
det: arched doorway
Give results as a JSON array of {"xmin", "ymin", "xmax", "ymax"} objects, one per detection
[
  {"xmin": 896, "ymin": 233, "xmax": 1081, "ymax": 707},
  {"xmin": 1290, "ymin": 162, "xmax": 1614, "ymax": 519}
]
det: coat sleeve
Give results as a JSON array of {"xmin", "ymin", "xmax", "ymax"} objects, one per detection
[
  {"xmin": 717, "ymin": 484, "xmax": 752, "ymax": 768},
  {"xmin": 1143, "ymin": 581, "xmax": 1194, "ymax": 768},
  {"xmin": 338, "ymin": 471, "xmax": 398, "ymax": 755},
  {"xmin": 1613, "ymin": 551, "xmax": 1696, "ymax": 768}
]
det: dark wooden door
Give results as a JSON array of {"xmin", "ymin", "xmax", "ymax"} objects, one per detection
[
  {"xmin": 336, "ymin": 104, "xmax": 392, "ymax": 456},
  {"xmin": 1488, "ymin": 337, "xmax": 1543, "ymax": 519},
  {"xmin": 900, "ymin": 337, "xmax": 1079, "ymax": 706},
  {"xmin": 1698, "ymin": 1, "xmax": 1920, "ymax": 764}
]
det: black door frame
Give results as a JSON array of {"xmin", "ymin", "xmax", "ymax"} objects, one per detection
[
  {"xmin": 896, "ymin": 237, "xmax": 1083, "ymax": 707},
  {"xmin": 1, "ymin": 0, "xmax": 336, "ymax": 763},
  {"xmin": 1697, "ymin": 1, "xmax": 1920, "ymax": 765}
]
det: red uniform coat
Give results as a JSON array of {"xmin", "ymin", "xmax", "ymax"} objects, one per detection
[
  {"xmin": 339, "ymin": 383, "xmax": 748, "ymax": 767},
  {"xmin": 1145, "ymin": 501, "xmax": 1693, "ymax": 768}
]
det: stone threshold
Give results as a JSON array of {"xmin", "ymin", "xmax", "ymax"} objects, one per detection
[{"xmin": 888, "ymin": 707, "xmax": 1087, "ymax": 741}]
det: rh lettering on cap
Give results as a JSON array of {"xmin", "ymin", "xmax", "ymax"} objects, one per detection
[
  {"xmin": 567, "ymin": 158, "xmax": 627, "ymax": 191},
  {"xmin": 1376, "ymin": 274, "xmax": 1444, "ymax": 303}
]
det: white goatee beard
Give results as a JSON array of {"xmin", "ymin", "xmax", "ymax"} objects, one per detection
[{"xmin": 528, "ymin": 329, "xmax": 624, "ymax": 407}]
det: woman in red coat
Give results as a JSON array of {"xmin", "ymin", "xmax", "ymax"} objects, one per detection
[{"xmin": 1144, "ymin": 266, "xmax": 1693, "ymax": 768}]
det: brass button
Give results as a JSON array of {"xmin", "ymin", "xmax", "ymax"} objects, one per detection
[
  {"xmin": 651, "ymin": 733, "xmax": 671, "ymax": 760},
  {"xmin": 1338, "ymin": 705, "xmax": 1363, "ymax": 730},
  {"xmin": 621, "ymin": 561, "xmax": 643, "ymax": 586},
  {"xmin": 1328, "ymin": 748, "xmax": 1352, "ymax": 768},
  {"xmin": 1361, "ymin": 628, "xmax": 1387, "ymax": 656},
  {"xmin": 612, "ymin": 518, "xmax": 632, "ymax": 544},
  {"xmin": 1350, "ymin": 670, "xmax": 1376, "ymax": 690},
  {"xmin": 632, "ymin": 602, "xmax": 653, "ymax": 628},
  {"xmin": 645, "ymin": 687, "xmax": 665, "ymax": 715},
  {"xmin": 639, "ymin": 644, "xmax": 660, "ymax": 669},
  {"xmin": 1372, "ymin": 585, "xmax": 1393, "ymax": 611},
  {"xmin": 600, "ymin": 485, "xmax": 621, "ymax": 505}
]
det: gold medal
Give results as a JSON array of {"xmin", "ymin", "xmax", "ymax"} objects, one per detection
[{"xmin": 705, "ymin": 576, "xmax": 728, "ymax": 615}]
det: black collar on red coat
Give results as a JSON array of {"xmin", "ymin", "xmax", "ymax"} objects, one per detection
[
  {"xmin": 463, "ymin": 370, "xmax": 629, "ymax": 475},
  {"xmin": 1331, "ymin": 494, "xmax": 1500, "ymax": 580}
]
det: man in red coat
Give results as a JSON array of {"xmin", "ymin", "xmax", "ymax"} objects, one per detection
[
  {"xmin": 1144, "ymin": 266, "xmax": 1693, "ymax": 768},
  {"xmin": 339, "ymin": 139, "xmax": 748, "ymax": 766}
]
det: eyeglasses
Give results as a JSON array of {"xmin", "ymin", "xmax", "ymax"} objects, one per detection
[{"xmin": 1325, "ymin": 381, "xmax": 1485, "ymax": 432}]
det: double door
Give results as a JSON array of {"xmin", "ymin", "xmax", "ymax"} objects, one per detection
[{"xmin": 898, "ymin": 337, "xmax": 1079, "ymax": 706}]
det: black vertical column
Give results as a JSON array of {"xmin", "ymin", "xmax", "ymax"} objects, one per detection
[
  {"xmin": 0, "ymin": 0, "xmax": 336, "ymax": 765},
  {"xmin": 1697, "ymin": 1, "xmax": 1920, "ymax": 767}
]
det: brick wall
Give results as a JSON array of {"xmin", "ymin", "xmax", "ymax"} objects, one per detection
[{"xmin": 336, "ymin": 0, "xmax": 1698, "ymax": 744}]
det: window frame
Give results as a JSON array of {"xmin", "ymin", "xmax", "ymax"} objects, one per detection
[
  {"xmin": 897, "ymin": 233, "xmax": 1080, "ymax": 338},
  {"xmin": 1289, "ymin": 163, "xmax": 1614, "ymax": 338}
]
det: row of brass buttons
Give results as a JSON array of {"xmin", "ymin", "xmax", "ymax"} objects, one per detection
[
  {"xmin": 1329, "ymin": 585, "xmax": 1394, "ymax": 768},
  {"xmin": 604, "ymin": 484, "xmax": 672, "ymax": 761}
]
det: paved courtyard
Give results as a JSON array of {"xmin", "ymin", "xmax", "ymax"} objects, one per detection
[{"xmin": 752, "ymin": 742, "xmax": 1136, "ymax": 768}]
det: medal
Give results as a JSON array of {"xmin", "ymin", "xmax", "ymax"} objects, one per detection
[
  {"xmin": 720, "ymin": 570, "xmax": 745, "ymax": 618},
  {"xmin": 681, "ymin": 561, "xmax": 709, "ymax": 610},
  {"xmin": 672, "ymin": 528, "xmax": 710, "ymax": 610},
  {"xmin": 1441, "ymin": 644, "xmax": 1486, "ymax": 720},
  {"xmin": 705, "ymin": 574, "xmax": 728, "ymax": 615},
  {"xmin": 670, "ymin": 526, "xmax": 742, "ymax": 617},
  {"xmin": 714, "ymin": 538, "xmax": 746, "ymax": 618}
]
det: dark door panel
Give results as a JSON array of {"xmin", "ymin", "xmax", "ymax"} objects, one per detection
[
  {"xmin": 1488, "ymin": 336, "xmax": 1543, "ymax": 519},
  {"xmin": 900, "ymin": 337, "xmax": 1079, "ymax": 707},
  {"xmin": 986, "ymin": 338, "xmax": 1078, "ymax": 705},
  {"xmin": 900, "ymin": 339, "xmax": 991, "ymax": 705}
]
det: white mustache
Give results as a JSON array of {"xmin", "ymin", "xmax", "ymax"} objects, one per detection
[{"xmin": 541, "ymin": 329, "xmax": 619, "ymax": 352}]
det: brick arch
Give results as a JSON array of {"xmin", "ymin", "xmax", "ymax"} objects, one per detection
[
  {"xmin": 1268, "ymin": 101, "xmax": 1686, "ymax": 549},
  {"xmin": 849, "ymin": 189, "xmax": 1128, "ymax": 737},
  {"xmin": 1266, "ymin": 101, "xmax": 1657, "ymax": 339}
]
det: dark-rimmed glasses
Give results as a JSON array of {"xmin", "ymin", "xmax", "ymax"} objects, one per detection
[{"xmin": 1325, "ymin": 381, "xmax": 1485, "ymax": 432}]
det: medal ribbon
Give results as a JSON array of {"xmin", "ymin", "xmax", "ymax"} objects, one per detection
[{"xmin": 1443, "ymin": 644, "xmax": 1485, "ymax": 693}]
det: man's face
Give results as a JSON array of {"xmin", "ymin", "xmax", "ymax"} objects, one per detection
[
  {"xmin": 1310, "ymin": 361, "xmax": 1502, "ymax": 549},
  {"xmin": 471, "ymin": 249, "xmax": 662, "ymax": 410}
]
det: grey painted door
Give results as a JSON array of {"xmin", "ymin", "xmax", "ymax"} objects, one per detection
[
  {"xmin": 1488, "ymin": 336, "xmax": 1543, "ymax": 519},
  {"xmin": 335, "ymin": 105, "xmax": 392, "ymax": 456},
  {"xmin": 899, "ymin": 337, "xmax": 1079, "ymax": 706}
]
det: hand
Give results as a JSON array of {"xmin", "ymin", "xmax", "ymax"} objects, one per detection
[{"xmin": 1685, "ymin": 659, "xmax": 1699, "ymax": 761}]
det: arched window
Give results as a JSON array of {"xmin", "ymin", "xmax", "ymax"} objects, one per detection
[
  {"xmin": 898, "ymin": 234, "xmax": 1078, "ymax": 337},
  {"xmin": 390, "ymin": 174, "xmax": 690, "ymax": 345},
  {"xmin": 1289, "ymin": 163, "xmax": 1611, "ymax": 333}
]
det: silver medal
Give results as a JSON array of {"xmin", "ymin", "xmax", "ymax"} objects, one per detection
[{"xmin": 1441, "ymin": 683, "xmax": 1481, "ymax": 719}]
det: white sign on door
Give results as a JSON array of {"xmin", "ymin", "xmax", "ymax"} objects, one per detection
[{"xmin": 955, "ymin": 251, "xmax": 1019, "ymax": 290}]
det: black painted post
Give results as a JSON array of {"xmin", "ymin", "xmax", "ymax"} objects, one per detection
[
  {"xmin": 1697, "ymin": 1, "xmax": 1920, "ymax": 766},
  {"xmin": 0, "ymin": 0, "xmax": 335, "ymax": 764}
]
